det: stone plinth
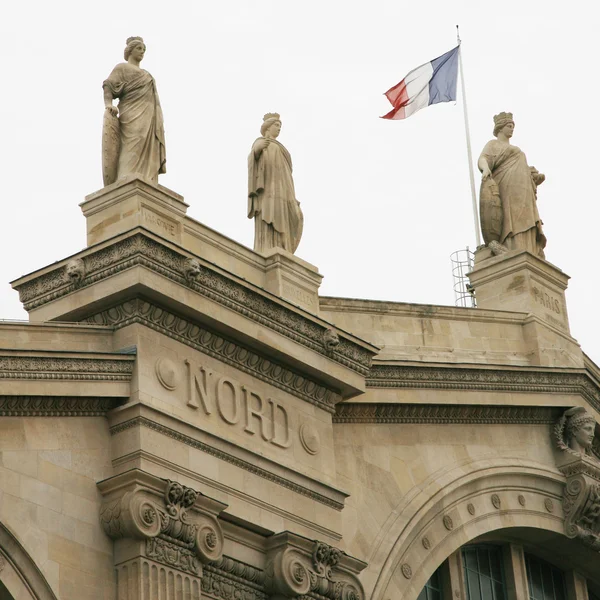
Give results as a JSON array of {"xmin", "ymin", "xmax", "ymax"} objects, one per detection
[
  {"xmin": 468, "ymin": 249, "xmax": 583, "ymax": 367},
  {"xmin": 81, "ymin": 175, "xmax": 189, "ymax": 246},
  {"xmin": 263, "ymin": 248, "xmax": 322, "ymax": 313},
  {"xmin": 469, "ymin": 249, "xmax": 571, "ymax": 334}
]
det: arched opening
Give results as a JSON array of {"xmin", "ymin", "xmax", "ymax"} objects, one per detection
[
  {"xmin": 367, "ymin": 458, "xmax": 599, "ymax": 600},
  {"xmin": 0, "ymin": 579, "xmax": 16, "ymax": 600},
  {"xmin": 413, "ymin": 529, "xmax": 600, "ymax": 600},
  {"xmin": 0, "ymin": 523, "xmax": 58, "ymax": 600}
]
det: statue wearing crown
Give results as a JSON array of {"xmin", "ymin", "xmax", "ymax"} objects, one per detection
[
  {"xmin": 248, "ymin": 113, "xmax": 304, "ymax": 255},
  {"xmin": 102, "ymin": 36, "xmax": 166, "ymax": 186},
  {"xmin": 478, "ymin": 112, "xmax": 546, "ymax": 258}
]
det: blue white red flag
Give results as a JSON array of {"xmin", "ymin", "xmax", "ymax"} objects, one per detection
[{"xmin": 382, "ymin": 45, "xmax": 459, "ymax": 120}]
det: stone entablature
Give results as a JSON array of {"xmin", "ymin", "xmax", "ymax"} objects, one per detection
[
  {"xmin": 88, "ymin": 298, "xmax": 341, "ymax": 414},
  {"xmin": 11, "ymin": 229, "xmax": 376, "ymax": 381},
  {"xmin": 365, "ymin": 362, "xmax": 600, "ymax": 414}
]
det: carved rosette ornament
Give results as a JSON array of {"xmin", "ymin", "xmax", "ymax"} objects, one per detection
[
  {"xmin": 264, "ymin": 533, "xmax": 366, "ymax": 600},
  {"xmin": 99, "ymin": 470, "xmax": 225, "ymax": 582},
  {"xmin": 553, "ymin": 407, "xmax": 600, "ymax": 551}
]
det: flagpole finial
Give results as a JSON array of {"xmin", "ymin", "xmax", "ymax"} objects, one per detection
[{"xmin": 456, "ymin": 25, "xmax": 461, "ymax": 45}]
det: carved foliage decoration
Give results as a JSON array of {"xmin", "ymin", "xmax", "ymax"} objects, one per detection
[
  {"xmin": 100, "ymin": 479, "xmax": 223, "ymax": 575},
  {"xmin": 264, "ymin": 536, "xmax": 365, "ymax": 600}
]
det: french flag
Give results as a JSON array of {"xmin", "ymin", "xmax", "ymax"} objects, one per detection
[{"xmin": 382, "ymin": 45, "xmax": 459, "ymax": 120}]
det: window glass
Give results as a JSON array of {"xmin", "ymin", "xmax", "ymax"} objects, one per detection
[
  {"xmin": 417, "ymin": 564, "xmax": 445, "ymax": 600},
  {"xmin": 525, "ymin": 554, "xmax": 567, "ymax": 600},
  {"xmin": 589, "ymin": 589, "xmax": 600, "ymax": 600},
  {"xmin": 462, "ymin": 545, "xmax": 507, "ymax": 600}
]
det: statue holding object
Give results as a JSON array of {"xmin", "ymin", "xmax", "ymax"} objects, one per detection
[
  {"xmin": 248, "ymin": 113, "xmax": 304, "ymax": 255},
  {"xmin": 102, "ymin": 37, "xmax": 166, "ymax": 186},
  {"xmin": 478, "ymin": 113, "xmax": 546, "ymax": 258}
]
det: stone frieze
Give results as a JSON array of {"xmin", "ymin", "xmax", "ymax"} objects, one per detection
[{"xmin": 13, "ymin": 232, "xmax": 375, "ymax": 376}]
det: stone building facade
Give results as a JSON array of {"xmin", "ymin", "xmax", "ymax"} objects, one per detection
[{"xmin": 1, "ymin": 176, "xmax": 599, "ymax": 600}]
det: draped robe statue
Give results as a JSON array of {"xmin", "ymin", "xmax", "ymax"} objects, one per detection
[
  {"xmin": 248, "ymin": 114, "xmax": 303, "ymax": 254},
  {"xmin": 102, "ymin": 37, "xmax": 166, "ymax": 186},
  {"xmin": 478, "ymin": 112, "xmax": 546, "ymax": 258}
]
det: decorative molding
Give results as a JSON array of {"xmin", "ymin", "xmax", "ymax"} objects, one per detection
[
  {"xmin": 99, "ymin": 474, "xmax": 224, "ymax": 577},
  {"xmin": 0, "ymin": 355, "xmax": 134, "ymax": 381},
  {"xmin": 0, "ymin": 396, "xmax": 120, "ymax": 416},
  {"xmin": 109, "ymin": 417, "xmax": 345, "ymax": 511},
  {"xmin": 14, "ymin": 233, "xmax": 374, "ymax": 375},
  {"xmin": 491, "ymin": 494, "xmax": 501, "ymax": 509},
  {"xmin": 443, "ymin": 515, "xmax": 454, "ymax": 531},
  {"xmin": 87, "ymin": 299, "xmax": 340, "ymax": 413},
  {"xmin": 202, "ymin": 556, "xmax": 267, "ymax": 600},
  {"xmin": 367, "ymin": 364, "xmax": 600, "ymax": 413},
  {"xmin": 333, "ymin": 403, "xmax": 560, "ymax": 425},
  {"xmin": 264, "ymin": 533, "xmax": 366, "ymax": 600},
  {"xmin": 560, "ymin": 463, "xmax": 600, "ymax": 551},
  {"xmin": 401, "ymin": 563, "xmax": 412, "ymax": 579}
]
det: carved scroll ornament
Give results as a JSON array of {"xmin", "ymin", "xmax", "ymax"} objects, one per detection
[
  {"xmin": 264, "ymin": 533, "xmax": 365, "ymax": 600},
  {"xmin": 554, "ymin": 407, "xmax": 600, "ymax": 552},
  {"xmin": 100, "ymin": 477, "xmax": 224, "ymax": 575}
]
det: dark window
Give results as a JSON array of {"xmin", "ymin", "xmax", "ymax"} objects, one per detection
[
  {"xmin": 525, "ymin": 554, "xmax": 566, "ymax": 600},
  {"xmin": 417, "ymin": 564, "xmax": 444, "ymax": 600},
  {"xmin": 462, "ymin": 545, "xmax": 507, "ymax": 600},
  {"xmin": 589, "ymin": 590, "xmax": 600, "ymax": 600}
]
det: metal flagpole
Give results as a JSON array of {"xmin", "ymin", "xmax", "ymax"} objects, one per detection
[{"xmin": 456, "ymin": 25, "xmax": 482, "ymax": 247}]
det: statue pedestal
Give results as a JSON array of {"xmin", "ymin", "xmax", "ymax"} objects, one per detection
[
  {"xmin": 469, "ymin": 249, "xmax": 571, "ymax": 332},
  {"xmin": 469, "ymin": 249, "xmax": 583, "ymax": 367},
  {"xmin": 263, "ymin": 248, "xmax": 322, "ymax": 313},
  {"xmin": 80, "ymin": 175, "xmax": 189, "ymax": 247}
]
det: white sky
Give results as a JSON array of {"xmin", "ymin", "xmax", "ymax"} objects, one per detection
[{"xmin": 1, "ymin": 0, "xmax": 599, "ymax": 364}]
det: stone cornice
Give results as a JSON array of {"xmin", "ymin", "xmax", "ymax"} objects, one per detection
[
  {"xmin": 367, "ymin": 363, "xmax": 600, "ymax": 413},
  {"xmin": 110, "ymin": 416, "xmax": 346, "ymax": 511},
  {"xmin": 333, "ymin": 403, "xmax": 561, "ymax": 424},
  {"xmin": 12, "ymin": 232, "xmax": 375, "ymax": 376},
  {"xmin": 87, "ymin": 299, "xmax": 340, "ymax": 413},
  {"xmin": 0, "ymin": 352, "xmax": 135, "ymax": 381},
  {"xmin": 0, "ymin": 396, "xmax": 121, "ymax": 416}
]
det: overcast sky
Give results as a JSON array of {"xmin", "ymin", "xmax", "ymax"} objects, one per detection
[{"xmin": 1, "ymin": 0, "xmax": 598, "ymax": 363}]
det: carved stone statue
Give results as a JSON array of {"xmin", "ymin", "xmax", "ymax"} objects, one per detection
[
  {"xmin": 553, "ymin": 407, "xmax": 600, "ymax": 551},
  {"xmin": 478, "ymin": 113, "xmax": 546, "ymax": 258},
  {"xmin": 248, "ymin": 113, "xmax": 304, "ymax": 254},
  {"xmin": 102, "ymin": 37, "xmax": 166, "ymax": 186},
  {"xmin": 555, "ymin": 407, "xmax": 597, "ymax": 457}
]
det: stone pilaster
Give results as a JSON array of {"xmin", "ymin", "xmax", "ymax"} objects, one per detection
[
  {"xmin": 98, "ymin": 469, "xmax": 226, "ymax": 599},
  {"xmin": 264, "ymin": 532, "xmax": 366, "ymax": 600}
]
